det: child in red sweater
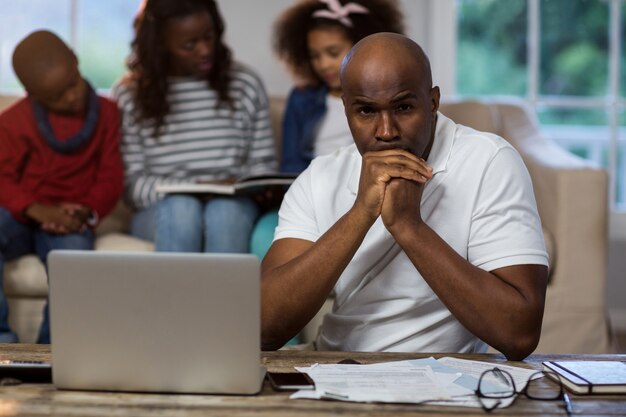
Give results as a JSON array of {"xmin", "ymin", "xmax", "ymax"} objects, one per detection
[{"xmin": 0, "ymin": 30, "xmax": 123, "ymax": 343}]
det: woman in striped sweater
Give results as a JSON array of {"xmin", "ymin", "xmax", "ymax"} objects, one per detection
[{"xmin": 113, "ymin": 0, "xmax": 277, "ymax": 253}]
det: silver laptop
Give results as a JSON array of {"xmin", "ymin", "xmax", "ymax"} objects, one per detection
[{"xmin": 48, "ymin": 250, "xmax": 265, "ymax": 394}]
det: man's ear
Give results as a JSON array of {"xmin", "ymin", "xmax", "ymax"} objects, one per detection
[{"xmin": 430, "ymin": 86, "xmax": 440, "ymax": 114}]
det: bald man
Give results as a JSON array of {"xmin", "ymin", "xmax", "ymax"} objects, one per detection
[
  {"xmin": 261, "ymin": 33, "xmax": 548, "ymax": 360},
  {"xmin": 0, "ymin": 30, "xmax": 123, "ymax": 343}
]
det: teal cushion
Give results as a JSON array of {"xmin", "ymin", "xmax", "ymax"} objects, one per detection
[{"xmin": 250, "ymin": 210, "xmax": 279, "ymax": 259}]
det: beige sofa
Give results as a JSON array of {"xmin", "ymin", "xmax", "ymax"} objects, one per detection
[
  {"xmin": 439, "ymin": 98, "xmax": 613, "ymax": 354},
  {"xmin": 1, "ymin": 94, "xmax": 614, "ymax": 353}
]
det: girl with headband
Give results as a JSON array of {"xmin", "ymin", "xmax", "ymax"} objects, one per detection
[{"xmin": 273, "ymin": 0, "xmax": 405, "ymax": 173}]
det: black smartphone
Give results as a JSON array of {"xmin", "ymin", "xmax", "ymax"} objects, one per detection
[
  {"xmin": 0, "ymin": 360, "xmax": 52, "ymax": 383},
  {"xmin": 267, "ymin": 372, "xmax": 314, "ymax": 391}
]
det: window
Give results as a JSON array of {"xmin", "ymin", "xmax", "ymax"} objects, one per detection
[
  {"xmin": 0, "ymin": 0, "xmax": 138, "ymax": 93},
  {"xmin": 457, "ymin": 0, "xmax": 626, "ymax": 209}
]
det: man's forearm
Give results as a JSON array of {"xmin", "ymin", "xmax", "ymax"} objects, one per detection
[
  {"xmin": 391, "ymin": 220, "xmax": 547, "ymax": 360},
  {"xmin": 261, "ymin": 206, "xmax": 374, "ymax": 350}
]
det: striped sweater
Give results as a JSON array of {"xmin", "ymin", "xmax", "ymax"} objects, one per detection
[{"xmin": 112, "ymin": 63, "xmax": 277, "ymax": 210}]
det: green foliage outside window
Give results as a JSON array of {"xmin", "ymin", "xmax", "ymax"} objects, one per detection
[
  {"xmin": 457, "ymin": 0, "xmax": 611, "ymax": 105},
  {"xmin": 457, "ymin": 0, "xmax": 527, "ymax": 97},
  {"xmin": 540, "ymin": 0, "xmax": 609, "ymax": 97}
]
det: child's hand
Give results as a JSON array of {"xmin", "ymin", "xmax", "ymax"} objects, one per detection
[
  {"xmin": 24, "ymin": 203, "xmax": 86, "ymax": 234},
  {"xmin": 60, "ymin": 203, "xmax": 92, "ymax": 224}
]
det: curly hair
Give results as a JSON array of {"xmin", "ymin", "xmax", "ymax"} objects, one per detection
[
  {"xmin": 273, "ymin": 0, "xmax": 405, "ymax": 87},
  {"xmin": 128, "ymin": 0, "xmax": 232, "ymax": 129}
]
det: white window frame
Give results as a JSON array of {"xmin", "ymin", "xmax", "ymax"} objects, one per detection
[{"xmin": 527, "ymin": 0, "xmax": 623, "ymax": 212}]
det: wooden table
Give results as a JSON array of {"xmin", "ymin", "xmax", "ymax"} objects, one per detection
[{"xmin": 0, "ymin": 344, "xmax": 624, "ymax": 416}]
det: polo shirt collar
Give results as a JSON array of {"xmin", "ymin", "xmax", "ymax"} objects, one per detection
[
  {"xmin": 427, "ymin": 112, "xmax": 456, "ymax": 176},
  {"xmin": 347, "ymin": 112, "xmax": 456, "ymax": 195}
]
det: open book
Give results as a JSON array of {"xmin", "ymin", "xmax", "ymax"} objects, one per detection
[
  {"xmin": 543, "ymin": 360, "xmax": 626, "ymax": 394},
  {"xmin": 155, "ymin": 173, "xmax": 297, "ymax": 195}
]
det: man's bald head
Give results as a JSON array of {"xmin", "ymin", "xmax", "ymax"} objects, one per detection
[
  {"xmin": 12, "ymin": 30, "xmax": 77, "ymax": 93},
  {"xmin": 340, "ymin": 32, "xmax": 433, "ymax": 93},
  {"xmin": 339, "ymin": 32, "xmax": 440, "ymax": 159}
]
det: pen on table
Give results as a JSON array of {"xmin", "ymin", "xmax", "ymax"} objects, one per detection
[
  {"xmin": 322, "ymin": 391, "xmax": 349, "ymax": 400},
  {"xmin": 562, "ymin": 391, "xmax": 573, "ymax": 416}
]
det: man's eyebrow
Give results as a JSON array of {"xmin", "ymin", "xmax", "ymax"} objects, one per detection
[
  {"xmin": 390, "ymin": 92, "xmax": 418, "ymax": 103},
  {"xmin": 350, "ymin": 97, "xmax": 375, "ymax": 106}
]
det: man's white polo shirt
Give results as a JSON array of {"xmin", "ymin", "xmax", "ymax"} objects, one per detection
[{"xmin": 274, "ymin": 113, "xmax": 548, "ymax": 353}]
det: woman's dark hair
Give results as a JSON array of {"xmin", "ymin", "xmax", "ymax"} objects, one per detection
[
  {"xmin": 273, "ymin": 0, "xmax": 405, "ymax": 86},
  {"xmin": 128, "ymin": 0, "xmax": 232, "ymax": 129}
]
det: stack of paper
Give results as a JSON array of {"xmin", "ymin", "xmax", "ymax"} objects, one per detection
[{"xmin": 291, "ymin": 357, "xmax": 539, "ymax": 409}]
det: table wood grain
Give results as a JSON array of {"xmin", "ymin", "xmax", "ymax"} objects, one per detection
[{"xmin": 0, "ymin": 345, "xmax": 624, "ymax": 416}]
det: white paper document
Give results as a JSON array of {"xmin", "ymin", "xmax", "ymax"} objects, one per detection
[
  {"xmin": 291, "ymin": 362, "xmax": 451, "ymax": 403},
  {"xmin": 290, "ymin": 357, "xmax": 540, "ymax": 409}
]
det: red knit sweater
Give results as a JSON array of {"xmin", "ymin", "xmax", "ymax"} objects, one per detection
[{"xmin": 0, "ymin": 96, "xmax": 123, "ymax": 224}]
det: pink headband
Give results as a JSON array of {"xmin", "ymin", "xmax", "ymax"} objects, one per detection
[{"xmin": 312, "ymin": 0, "xmax": 369, "ymax": 28}]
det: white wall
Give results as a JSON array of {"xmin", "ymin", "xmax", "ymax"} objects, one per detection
[{"xmin": 219, "ymin": 0, "xmax": 294, "ymax": 96}]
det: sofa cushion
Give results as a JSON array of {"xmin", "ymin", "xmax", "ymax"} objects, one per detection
[
  {"xmin": 543, "ymin": 226, "xmax": 556, "ymax": 281},
  {"xmin": 96, "ymin": 200, "xmax": 133, "ymax": 236},
  {"xmin": 269, "ymin": 96, "xmax": 286, "ymax": 161},
  {"xmin": 95, "ymin": 233, "xmax": 154, "ymax": 251},
  {"xmin": 4, "ymin": 256, "xmax": 48, "ymax": 298},
  {"xmin": 439, "ymin": 100, "xmax": 501, "ymax": 135}
]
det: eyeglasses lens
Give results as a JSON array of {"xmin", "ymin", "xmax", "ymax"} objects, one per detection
[
  {"xmin": 525, "ymin": 371, "xmax": 562, "ymax": 400},
  {"xmin": 479, "ymin": 369, "xmax": 515, "ymax": 398}
]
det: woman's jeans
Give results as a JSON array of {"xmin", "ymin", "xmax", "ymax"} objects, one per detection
[
  {"xmin": 0, "ymin": 207, "xmax": 94, "ymax": 343},
  {"xmin": 130, "ymin": 195, "xmax": 259, "ymax": 253}
]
